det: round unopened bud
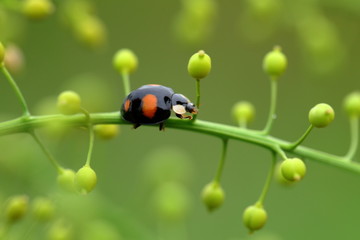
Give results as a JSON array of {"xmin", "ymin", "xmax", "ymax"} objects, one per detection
[
  {"xmin": 152, "ymin": 182, "xmax": 191, "ymax": 222},
  {"xmin": 343, "ymin": 91, "xmax": 360, "ymax": 118},
  {"xmin": 243, "ymin": 204, "xmax": 267, "ymax": 233},
  {"xmin": 3, "ymin": 43, "xmax": 25, "ymax": 73},
  {"xmin": 47, "ymin": 220, "xmax": 73, "ymax": 240},
  {"xmin": 113, "ymin": 49, "xmax": 138, "ymax": 74},
  {"xmin": 32, "ymin": 197, "xmax": 55, "ymax": 221},
  {"xmin": 308, "ymin": 103, "xmax": 335, "ymax": 128},
  {"xmin": 75, "ymin": 17, "xmax": 106, "ymax": 48},
  {"xmin": 57, "ymin": 91, "xmax": 81, "ymax": 115},
  {"xmin": 201, "ymin": 181, "xmax": 225, "ymax": 211},
  {"xmin": 23, "ymin": 0, "xmax": 54, "ymax": 20},
  {"xmin": 94, "ymin": 124, "xmax": 120, "ymax": 140},
  {"xmin": 5, "ymin": 195, "xmax": 29, "ymax": 222},
  {"xmin": 75, "ymin": 165, "xmax": 97, "ymax": 194},
  {"xmin": 0, "ymin": 42, "xmax": 4, "ymax": 64},
  {"xmin": 263, "ymin": 46, "xmax": 287, "ymax": 78},
  {"xmin": 280, "ymin": 158, "xmax": 306, "ymax": 181},
  {"xmin": 57, "ymin": 169, "xmax": 76, "ymax": 192},
  {"xmin": 187, "ymin": 50, "xmax": 211, "ymax": 79},
  {"xmin": 232, "ymin": 101, "xmax": 255, "ymax": 125},
  {"xmin": 275, "ymin": 162, "xmax": 293, "ymax": 186}
]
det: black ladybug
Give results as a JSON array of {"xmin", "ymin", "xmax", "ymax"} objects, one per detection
[{"xmin": 121, "ymin": 84, "xmax": 198, "ymax": 130}]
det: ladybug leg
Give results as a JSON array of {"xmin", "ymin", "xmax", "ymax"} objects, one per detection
[
  {"xmin": 159, "ymin": 122, "xmax": 165, "ymax": 131},
  {"xmin": 176, "ymin": 113, "xmax": 192, "ymax": 120},
  {"xmin": 133, "ymin": 123, "xmax": 141, "ymax": 129}
]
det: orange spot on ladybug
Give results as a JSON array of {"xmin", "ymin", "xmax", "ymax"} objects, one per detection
[
  {"xmin": 124, "ymin": 99, "xmax": 131, "ymax": 112},
  {"xmin": 142, "ymin": 94, "xmax": 157, "ymax": 118}
]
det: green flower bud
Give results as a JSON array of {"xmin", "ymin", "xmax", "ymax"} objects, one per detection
[
  {"xmin": 47, "ymin": 220, "xmax": 73, "ymax": 240},
  {"xmin": 343, "ymin": 91, "xmax": 360, "ymax": 117},
  {"xmin": 74, "ymin": 16, "xmax": 106, "ymax": 48},
  {"xmin": 263, "ymin": 46, "xmax": 287, "ymax": 78},
  {"xmin": 32, "ymin": 197, "xmax": 55, "ymax": 221},
  {"xmin": 243, "ymin": 204, "xmax": 268, "ymax": 233},
  {"xmin": 187, "ymin": 50, "xmax": 211, "ymax": 79},
  {"xmin": 57, "ymin": 91, "xmax": 81, "ymax": 115},
  {"xmin": 308, "ymin": 103, "xmax": 335, "ymax": 128},
  {"xmin": 3, "ymin": 43, "xmax": 25, "ymax": 73},
  {"xmin": 275, "ymin": 162, "xmax": 293, "ymax": 186},
  {"xmin": 201, "ymin": 181, "xmax": 225, "ymax": 211},
  {"xmin": 23, "ymin": 0, "xmax": 54, "ymax": 20},
  {"xmin": 0, "ymin": 42, "xmax": 4, "ymax": 64},
  {"xmin": 113, "ymin": 49, "xmax": 138, "ymax": 74},
  {"xmin": 152, "ymin": 182, "xmax": 191, "ymax": 222},
  {"xmin": 94, "ymin": 124, "xmax": 120, "ymax": 140},
  {"xmin": 75, "ymin": 165, "xmax": 97, "ymax": 194},
  {"xmin": 57, "ymin": 169, "xmax": 76, "ymax": 192},
  {"xmin": 5, "ymin": 195, "xmax": 29, "ymax": 222},
  {"xmin": 231, "ymin": 101, "xmax": 255, "ymax": 125},
  {"xmin": 280, "ymin": 158, "xmax": 306, "ymax": 181}
]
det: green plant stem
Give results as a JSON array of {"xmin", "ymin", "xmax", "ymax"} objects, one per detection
[
  {"xmin": 0, "ymin": 65, "xmax": 30, "ymax": 117},
  {"xmin": 257, "ymin": 152, "xmax": 276, "ymax": 206},
  {"xmin": 345, "ymin": 117, "xmax": 359, "ymax": 161},
  {"xmin": 81, "ymin": 108, "xmax": 95, "ymax": 166},
  {"xmin": 193, "ymin": 79, "xmax": 201, "ymax": 121},
  {"xmin": 262, "ymin": 78, "xmax": 278, "ymax": 135},
  {"xmin": 30, "ymin": 131, "xmax": 63, "ymax": 173},
  {"xmin": 0, "ymin": 112, "xmax": 359, "ymax": 174},
  {"xmin": 285, "ymin": 125, "xmax": 314, "ymax": 150},
  {"xmin": 121, "ymin": 71, "xmax": 131, "ymax": 97},
  {"xmin": 214, "ymin": 138, "xmax": 229, "ymax": 183}
]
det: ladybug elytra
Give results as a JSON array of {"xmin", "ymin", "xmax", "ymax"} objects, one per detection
[{"xmin": 121, "ymin": 84, "xmax": 198, "ymax": 130}]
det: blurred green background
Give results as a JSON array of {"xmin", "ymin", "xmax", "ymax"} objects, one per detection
[{"xmin": 0, "ymin": 0, "xmax": 360, "ymax": 239}]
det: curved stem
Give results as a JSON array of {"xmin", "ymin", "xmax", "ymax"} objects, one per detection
[
  {"xmin": 285, "ymin": 125, "xmax": 314, "ymax": 150},
  {"xmin": 81, "ymin": 108, "xmax": 95, "ymax": 166},
  {"xmin": 345, "ymin": 117, "xmax": 359, "ymax": 161},
  {"xmin": 85, "ymin": 125, "xmax": 95, "ymax": 166},
  {"xmin": 0, "ymin": 66, "xmax": 30, "ymax": 116},
  {"xmin": 214, "ymin": 138, "xmax": 229, "ymax": 183},
  {"xmin": 257, "ymin": 152, "xmax": 276, "ymax": 206},
  {"xmin": 0, "ymin": 113, "xmax": 359, "ymax": 174},
  {"xmin": 30, "ymin": 131, "xmax": 63, "ymax": 173},
  {"xmin": 193, "ymin": 79, "xmax": 201, "ymax": 121},
  {"xmin": 262, "ymin": 78, "xmax": 278, "ymax": 135},
  {"xmin": 121, "ymin": 72, "xmax": 131, "ymax": 97}
]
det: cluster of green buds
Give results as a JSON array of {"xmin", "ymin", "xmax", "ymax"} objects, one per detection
[
  {"xmin": 0, "ymin": 195, "xmax": 56, "ymax": 239},
  {"xmin": 56, "ymin": 91, "xmax": 98, "ymax": 194}
]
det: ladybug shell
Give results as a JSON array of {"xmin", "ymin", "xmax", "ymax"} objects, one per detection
[{"xmin": 121, "ymin": 85, "xmax": 174, "ymax": 125}]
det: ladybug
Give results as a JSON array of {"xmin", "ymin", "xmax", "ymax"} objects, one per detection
[{"xmin": 121, "ymin": 84, "xmax": 198, "ymax": 130}]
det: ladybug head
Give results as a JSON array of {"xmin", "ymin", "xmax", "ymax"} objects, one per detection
[{"xmin": 171, "ymin": 93, "xmax": 198, "ymax": 118}]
